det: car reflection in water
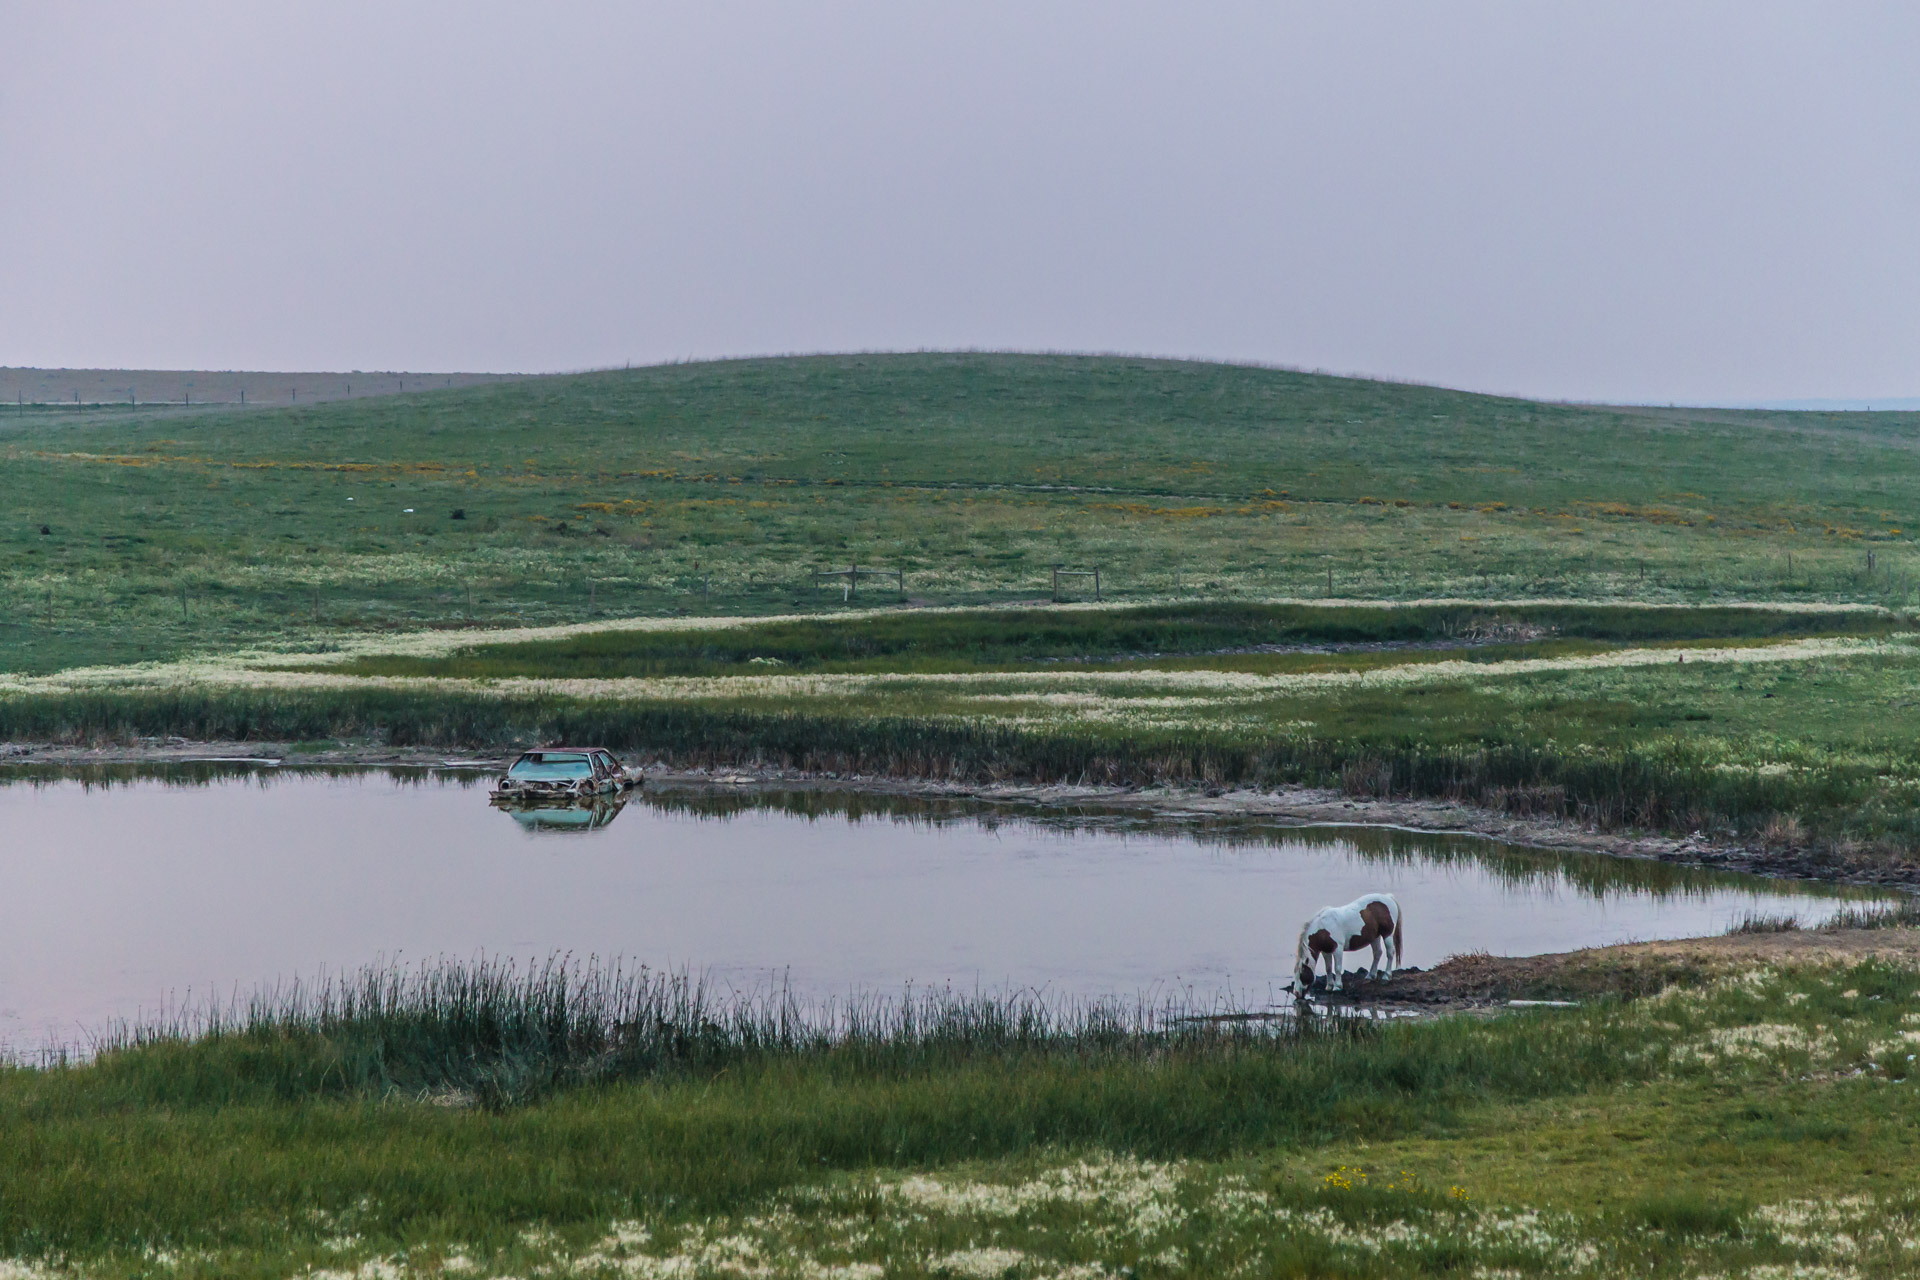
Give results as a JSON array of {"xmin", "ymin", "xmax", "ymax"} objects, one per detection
[{"xmin": 497, "ymin": 796, "xmax": 628, "ymax": 834}]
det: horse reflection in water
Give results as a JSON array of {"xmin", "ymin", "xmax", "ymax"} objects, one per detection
[
  {"xmin": 499, "ymin": 797, "xmax": 628, "ymax": 834},
  {"xmin": 1294, "ymin": 892, "xmax": 1403, "ymax": 993}
]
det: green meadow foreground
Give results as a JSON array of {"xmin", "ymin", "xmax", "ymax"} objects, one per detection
[{"xmin": 7, "ymin": 939, "xmax": 1920, "ymax": 1278}]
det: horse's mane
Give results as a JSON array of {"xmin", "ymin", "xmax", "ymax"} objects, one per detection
[{"xmin": 1294, "ymin": 917, "xmax": 1316, "ymax": 968}]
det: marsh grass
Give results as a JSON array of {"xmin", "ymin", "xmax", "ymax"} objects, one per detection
[
  {"xmin": 11, "ymin": 656, "xmax": 1920, "ymax": 854},
  {"xmin": 1817, "ymin": 896, "xmax": 1920, "ymax": 930},
  {"xmin": 0, "ymin": 955, "xmax": 1661, "ymax": 1260},
  {"xmin": 80, "ymin": 955, "xmax": 1354, "ymax": 1110},
  {"xmin": 1726, "ymin": 911, "xmax": 1804, "ymax": 934},
  {"xmin": 1729, "ymin": 898, "xmax": 1920, "ymax": 934}
]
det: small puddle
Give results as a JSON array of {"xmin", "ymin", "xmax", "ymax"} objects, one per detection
[{"xmin": 0, "ymin": 764, "xmax": 1890, "ymax": 1051}]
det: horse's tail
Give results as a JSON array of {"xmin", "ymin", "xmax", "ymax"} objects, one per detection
[{"xmin": 1393, "ymin": 904, "xmax": 1405, "ymax": 962}]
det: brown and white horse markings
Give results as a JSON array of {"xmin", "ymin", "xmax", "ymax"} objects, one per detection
[{"xmin": 1294, "ymin": 893, "xmax": 1403, "ymax": 992}]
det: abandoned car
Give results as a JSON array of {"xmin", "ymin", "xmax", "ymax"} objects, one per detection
[{"xmin": 489, "ymin": 747, "xmax": 642, "ymax": 803}]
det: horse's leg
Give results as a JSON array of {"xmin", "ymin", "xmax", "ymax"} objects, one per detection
[
  {"xmin": 1329, "ymin": 950, "xmax": 1343, "ymax": 992},
  {"xmin": 1369, "ymin": 937, "xmax": 1384, "ymax": 979}
]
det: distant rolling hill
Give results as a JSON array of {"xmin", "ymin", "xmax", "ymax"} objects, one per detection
[
  {"xmin": 0, "ymin": 366, "xmax": 523, "ymax": 410},
  {"xmin": 4, "ymin": 351, "xmax": 1920, "ymax": 674}
]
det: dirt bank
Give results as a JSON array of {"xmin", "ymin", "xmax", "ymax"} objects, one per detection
[
  {"xmin": 1324, "ymin": 925, "xmax": 1920, "ymax": 1014},
  {"xmin": 4, "ymin": 738, "xmax": 1917, "ymax": 891}
]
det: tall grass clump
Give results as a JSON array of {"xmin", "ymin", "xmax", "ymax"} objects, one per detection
[
  {"xmin": 1726, "ymin": 911, "xmax": 1802, "ymax": 935},
  {"xmin": 1816, "ymin": 895, "xmax": 1920, "ymax": 931},
  {"xmin": 82, "ymin": 955, "xmax": 1360, "ymax": 1109}
]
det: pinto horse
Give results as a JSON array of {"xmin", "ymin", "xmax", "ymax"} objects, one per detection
[{"xmin": 1294, "ymin": 893, "xmax": 1403, "ymax": 992}]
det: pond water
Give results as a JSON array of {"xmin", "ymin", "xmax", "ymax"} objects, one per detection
[{"xmin": 0, "ymin": 765, "xmax": 1885, "ymax": 1050}]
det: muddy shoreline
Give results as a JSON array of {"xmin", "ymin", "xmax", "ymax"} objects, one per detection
[
  {"xmin": 1276, "ymin": 924, "xmax": 1920, "ymax": 1015},
  {"xmin": 6, "ymin": 738, "xmax": 1917, "ymax": 893}
]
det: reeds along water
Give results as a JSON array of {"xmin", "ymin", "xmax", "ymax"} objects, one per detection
[
  {"xmin": 77, "ymin": 955, "xmax": 1363, "ymax": 1107},
  {"xmin": 1, "ymin": 682, "xmax": 1907, "ymax": 848}
]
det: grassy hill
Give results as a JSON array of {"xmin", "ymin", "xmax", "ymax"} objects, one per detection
[
  {"xmin": 15, "ymin": 358, "xmax": 1920, "ymax": 1269},
  {"xmin": 14, "ymin": 356, "xmax": 1920, "ymax": 1274},
  {"xmin": 4, "ymin": 352, "xmax": 1920, "ymax": 673}
]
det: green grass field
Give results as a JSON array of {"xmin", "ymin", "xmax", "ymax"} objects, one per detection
[
  {"xmin": 7, "ymin": 953, "xmax": 1920, "ymax": 1277},
  {"xmin": 12, "ymin": 357, "xmax": 1920, "ymax": 1274},
  {"xmin": 6, "ymin": 353, "xmax": 1920, "ymax": 674},
  {"xmin": 11, "ymin": 353, "xmax": 1920, "ymax": 853}
]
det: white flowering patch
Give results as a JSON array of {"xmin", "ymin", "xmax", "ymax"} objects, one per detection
[
  {"xmin": 9, "ymin": 1168, "xmax": 1920, "ymax": 1278},
  {"xmin": 1748, "ymin": 1194, "xmax": 1920, "ymax": 1273},
  {"xmin": 1689, "ymin": 1021, "xmax": 1840, "ymax": 1066},
  {"xmin": 307, "ymin": 1260, "xmax": 409, "ymax": 1280},
  {"xmin": 0, "ymin": 1262, "xmax": 63, "ymax": 1280},
  {"xmin": 929, "ymin": 1246, "xmax": 1028, "ymax": 1278}
]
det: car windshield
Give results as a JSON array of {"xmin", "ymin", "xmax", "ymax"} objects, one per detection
[{"xmin": 507, "ymin": 753, "xmax": 593, "ymax": 781}]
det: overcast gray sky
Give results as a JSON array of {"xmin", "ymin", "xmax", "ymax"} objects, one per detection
[{"xmin": 4, "ymin": 3, "xmax": 1916, "ymax": 403}]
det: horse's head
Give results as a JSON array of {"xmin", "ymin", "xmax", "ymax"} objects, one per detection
[{"xmin": 1294, "ymin": 921, "xmax": 1316, "ymax": 990}]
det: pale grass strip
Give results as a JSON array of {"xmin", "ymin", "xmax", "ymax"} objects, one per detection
[
  {"xmin": 0, "ymin": 636, "xmax": 1903, "ymax": 701},
  {"xmin": 207, "ymin": 596, "xmax": 1898, "ymax": 665}
]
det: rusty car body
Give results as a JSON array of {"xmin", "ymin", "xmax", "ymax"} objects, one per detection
[{"xmin": 489, "ymin": 747, "xmax": 642, "ymax": 805}]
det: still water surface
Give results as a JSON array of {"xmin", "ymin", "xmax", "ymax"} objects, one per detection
[{"xmin": 0, "ymin": 765, "xmax": 1881, "ymax": 1049}]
